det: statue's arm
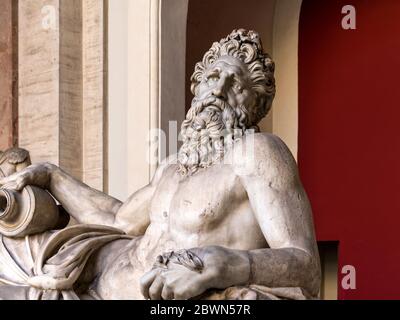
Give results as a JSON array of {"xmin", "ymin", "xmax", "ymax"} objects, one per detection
[
  {"xmin": 0, "ymin": 162, "xmax": 121, "ymax": 226},
  {"xmin": 46, "ymin": 165, "xmax": 122, "ymax": 226},
  {"xmin": 0, "ymin": 157, "xmax": 170, "ymax": 234},
  {"xmin": 52, "ymin": 157, "xmax": 170, "ymax": 233},
  {"xmin": 232, "ymin": 134, "xmax": 321, "ymax": 295}
]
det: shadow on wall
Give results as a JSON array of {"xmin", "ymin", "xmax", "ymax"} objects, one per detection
[{"xmin": 318, "ymin": 241, "xmax": 338, "ymax": 300}]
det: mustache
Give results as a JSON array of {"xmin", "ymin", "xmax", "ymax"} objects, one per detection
[
  {"xmin": 181, "ymin": 96, "xmax": 230, "ymax": 133},
  {"xmin": 188, "ymin": 96, "xmax": 228, "ymax": 117},
  {"xmin": 195, "ymin": 97, "xmax": 231, "ymax": 124},
  {"xmin": 181, "ymin": 94, "xmax": 253, "ymax": 139}
]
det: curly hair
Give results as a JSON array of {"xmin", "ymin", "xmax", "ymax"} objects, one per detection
[{"xmin": 190, "ymin": 29, "xmax": 276, "ymax": 127}]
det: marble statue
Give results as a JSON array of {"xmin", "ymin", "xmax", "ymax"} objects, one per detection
[{"xmin": 0, "ymin": 29, "xmax": 321, "ymax": 300}]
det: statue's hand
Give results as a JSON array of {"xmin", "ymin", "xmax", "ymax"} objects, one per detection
[
  {"xmin": 140, "ymin": 246, "xmax": 251, "ymax": 300},
  {"xmin": 0, "ymin": 162, "xmax": 56, "ymax": 191}
]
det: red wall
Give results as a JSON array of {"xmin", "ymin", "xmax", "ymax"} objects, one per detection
[{"xmin": 299, "ymin": 0, "xmax": 400, "ymax": 299}]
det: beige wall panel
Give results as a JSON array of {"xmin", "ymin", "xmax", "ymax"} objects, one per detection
[
  {"xmin": 108, "ymin": 0, "xmax": 129, "ymax": 200},
  {"xmin": 18, "ymin": 0, "xmax": 60, "ymax": 164},
  {"xmin": 272, "ymin": 0, "xmax": 302, "ymax": 159},
  {"xmin": 108, "ymin": 0, "xmax": 154, "ymax": 200},
  {"xmin": 108, "ymin": 0, "xmax": 189, "ymax": 200},
  {"xmin": 82, "ymin": 0, "xmax": 107, "ymax": 191},
  {"xmin": 126, "ymin": 0, "xmax": 152, "ymax": 195},
  {"xmin": 159, "ymin": 0, "xmax": 188, "ymax": 158},
  {"xmin": 59, "ymin": 0, "xmax": 83, "ymax": 180}
]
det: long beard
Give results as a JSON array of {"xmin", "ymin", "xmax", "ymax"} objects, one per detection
[{"xmin": 177, "ymin": 97, "xmax": 254, "ymax": 176}]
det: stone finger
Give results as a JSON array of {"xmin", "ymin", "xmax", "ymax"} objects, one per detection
[
  {"xmin": 139, "ymin": 268, "xmax": 159, "ymax": 300},
  {"xmin": 148, "ymin": 275, "xmax": 164, "ymax": 300},
  {"xmin": 161, "ymin": 284, "xmax": 174, "ymax": 300}
]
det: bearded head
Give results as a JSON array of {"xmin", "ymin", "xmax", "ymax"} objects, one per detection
[{"xmin": 178, "ymin": 29, "xmax": 276, "ymax": 176}]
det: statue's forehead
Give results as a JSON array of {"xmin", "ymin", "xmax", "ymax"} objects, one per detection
[{"xmin": 207, "ymin": 56, "xmax": 248, "ymax": 75}]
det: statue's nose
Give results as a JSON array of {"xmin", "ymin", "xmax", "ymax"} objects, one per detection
[
  {"xmin": 213, "ymin": 88, "xmax": 226, "ymax": 101},
  {"xmin": 212, "ymin": 77, "xmax": 228, "ymax": 101}
]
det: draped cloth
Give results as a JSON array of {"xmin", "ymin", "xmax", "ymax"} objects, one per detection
[
  {"xmin": 202, "ymin": 285, "xmax": 315, "ymax": 300},
  {"xmin": 0, "ymin": 225, "xmax": 131, "ymax": 300},
  {"xmin": 0, "ymin": 224, "xmax": 316, "ymax": 300}
]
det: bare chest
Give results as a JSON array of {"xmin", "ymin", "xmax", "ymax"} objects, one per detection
[
  {"xmin": 148, "ymin": 165, "xmax": 264, "ymax": 248},
  {"xmin": 151, "ymin": 165, "xmax": 239, "ymax": 220}
]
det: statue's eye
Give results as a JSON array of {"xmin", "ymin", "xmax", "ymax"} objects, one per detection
[{"xmin": 207, "ymin": 75, "xmax": 219, "ymax": 83}]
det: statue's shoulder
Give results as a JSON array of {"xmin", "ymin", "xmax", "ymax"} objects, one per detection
[
  {"xmin": 247, "ymin": 132, "xmax": 286, "ymax": 148},
  {"xmin": 235, "ymin": 132, "xmax": 293, "ymax": 158},
  {"xmin": 159, "ymin": 153, "xmax": 179, "ymax": 171},
  {"xmin": 230, "ymin": 132, "xmax": 297, "ymax": 177},
  {"xmin": 151, "ymin": 154, "xmax": 178, "ymax": 184}
]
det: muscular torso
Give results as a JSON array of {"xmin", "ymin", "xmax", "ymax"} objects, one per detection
[{"xmin": 95, "ymin": 163, "xmax": 267, "ymax": 299}]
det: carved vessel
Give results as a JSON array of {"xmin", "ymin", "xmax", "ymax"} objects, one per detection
[{"xmin": 0, "ymin": 186, "xmax": 68, "ymax": 237}]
